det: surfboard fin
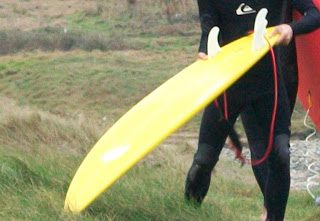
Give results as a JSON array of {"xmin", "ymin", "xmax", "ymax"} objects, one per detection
[
  {"xmin": 253, "ymin": 8, "xmax": 268, "ymax": 51},
  {"xmin": 207, "ymin": 27, "xmax": 221, "ymax": 58}
]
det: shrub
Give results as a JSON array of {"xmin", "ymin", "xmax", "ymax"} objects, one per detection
[{"xmin": 0, "ymin": 28, "xmax": 131, "ymax": 55}]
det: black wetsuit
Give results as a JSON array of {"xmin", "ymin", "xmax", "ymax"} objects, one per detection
[
  {"xmin": 185, "ymin": 1, "xmax": 320, "ymax": 220},
  {"xmin": 242, "ymin": 0, "xmax": 320, "ymax": 206}
]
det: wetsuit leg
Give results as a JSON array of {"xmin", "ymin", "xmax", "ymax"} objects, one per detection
[
  {"xmin": 241, "ymin": 66, "xmax": 296, "ymax": 218},
  {"xmin": 185, "ymin": 71, "xmax": 267, "ymax": 205},
  {"xmin": 246, "ymin": 79, "xmax": 291, "ymax": 221},
  {"xmin": 242, "ymin": 110, "xmax": 290, "ymax": 221},
  {"xmin": 185, "ymin": 102, "xmax": 238, "ymax": 204},
  {"xmin": 241, "ymin": 107, "xmax": 268, "ymax": 202},
  {"xmin": 266, "ymin": 134, "xmax": 290, "ymax": 221},
  {"xmin": 266, "ymin": 80, "xmax": 291, "ymax": 221}
]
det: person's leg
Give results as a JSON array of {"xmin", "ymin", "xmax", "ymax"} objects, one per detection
[
  {"xmin": 241, "ymin": 62, "xmax": 297, "ymax": 219},
  {"xmin": 251, "ymin": 80, "xmax": 291, "ymax": 221},
  {"xmin": 265, "ymin": 134, "xmax": 290, "ymax": 221},
  {"xmin": 241, "ymin": 107, "xmax": 268, "ymax": 199},
  {"xmin": 185, "ymin": 102, "xmax": 237, "ymax": 204},
  {"xmin": 241, "ymin": 90, "xmax": 296, "ymax": 195}
]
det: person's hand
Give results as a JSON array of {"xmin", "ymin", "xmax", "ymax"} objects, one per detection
[
  {"xmin": 198, "ymin": 52, "xmax": 208, "ymax": 60},
  {"xmin": 272, "ymin": 24, "xmax": 293, "ymax": 45}
]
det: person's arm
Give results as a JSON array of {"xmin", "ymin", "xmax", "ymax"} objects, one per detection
[
  {"xmin": 273, "ymin": 0, "xmax": 320, "ymax": 45},
  {"xmin": 197, "ymin": 0, "xmax": 221, "ymax": 58},
  {"xmin": 290, "ymin": 0, "xmax": 320, "ymax": 35}
]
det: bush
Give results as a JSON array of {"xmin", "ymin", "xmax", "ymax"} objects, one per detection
[{"xmin": 0, "ymin": 28, "xmax": 131, "ymax": 55}]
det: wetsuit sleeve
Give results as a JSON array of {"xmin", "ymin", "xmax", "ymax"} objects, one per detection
[
  {"xmin": 197, "ymin": 0, "xmax": 221, "ymax": 54},
  {"xmin": 290, "ymin": 0, "xmax": 320, "ymax": 35}
]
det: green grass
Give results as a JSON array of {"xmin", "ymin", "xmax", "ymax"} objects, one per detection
[
  {"xmin": 0, "ymin": 146, "xmax": 319, "ymax": 221},
  {"xmin": 0, "ymin": 93, "xmax": 318, "ymax": 220},
  {"xmin": 0, "ymin": 49, "xmax": 197, "ymax": 125},
  {"xmin": 66, "ymin": 13, "xmax": 114, "ymax": 33},
  {"xmin": 0, "ymin": 1, "xmax": 319, "ymax": 220}
]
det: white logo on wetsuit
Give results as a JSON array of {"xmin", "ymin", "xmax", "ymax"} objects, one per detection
[{"xmin": 236, "ymin": 3, "xmax": 257, "ymax": 15}]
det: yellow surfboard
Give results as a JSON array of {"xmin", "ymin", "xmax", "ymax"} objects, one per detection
[{"xmin": 64, "ymin": 27, "xmax": 278, "ymax": 212}]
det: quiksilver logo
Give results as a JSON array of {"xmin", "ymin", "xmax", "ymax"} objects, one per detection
[{"xmin": 236, "ymin": 3, "xmax": 256, "ymax": 15}]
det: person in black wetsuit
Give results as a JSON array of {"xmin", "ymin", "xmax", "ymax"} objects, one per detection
[
  {"xmin": 241, "ymin": 2, "xmax": 320, "ymax": 219},
  {"xmin": 185, "ymin": 1, "xmax": 320, "ymax": 220}
]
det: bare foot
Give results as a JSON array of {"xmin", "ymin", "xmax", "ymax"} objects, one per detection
[{"xmin": 260, "ymin": 208, "xmax": 267, "ymax": 221}]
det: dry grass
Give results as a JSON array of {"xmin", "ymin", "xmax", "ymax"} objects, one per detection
[
  {"xmin": 0, "ymin": 94, "xmax": 264, "ymax": 221},
  {"xmin": 0, "ymin": 0, "xmax": 198, "ymax": 31},
  {"xmin": 0, "ymin": 0, "xmax": 199, "ymax": 55},
  {"xmin": 0, "ymin": 0, "xmax": 93, "ymax": 30},
  {"xmin": 0, "ymin": 96, "xmax": 99, "ymax": 154},
  {"xmin": 0, "ymin": 28, "xmax": 132, "ymax": 55}
]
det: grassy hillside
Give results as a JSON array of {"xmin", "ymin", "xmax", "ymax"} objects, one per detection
[
  {"xmin": 0, "ymin": 107, "xmax": 319, "ymax": 221},
  {"xmin": 1, "ymin": 103, "xmax": 318, "ymax": 220},
  {"xmin": 0, "ymin": 1, "xmax": 319, "ymax": 220}
]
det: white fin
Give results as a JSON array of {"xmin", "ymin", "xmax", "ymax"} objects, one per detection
[
  {"xmin": 207, "ymin": 27, "xmax": 221, "ymax": 58},
  {"xmin": 253, "ymin": 8, "xmax": 268, "ymax": 51}
]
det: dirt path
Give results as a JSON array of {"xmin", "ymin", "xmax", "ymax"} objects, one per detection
[{"xmin": 165, "ymin": 131, "xmax": 320, "ymax": 192}]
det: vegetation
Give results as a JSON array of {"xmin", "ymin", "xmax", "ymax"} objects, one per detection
[{"xmin": 0, "ymin": 1, "xmax": 319, "ymax": 220}]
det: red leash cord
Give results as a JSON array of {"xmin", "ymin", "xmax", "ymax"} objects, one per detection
[{"xmin": 250, "ymin": 39, "xmax": 278, "ymax": 166}]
